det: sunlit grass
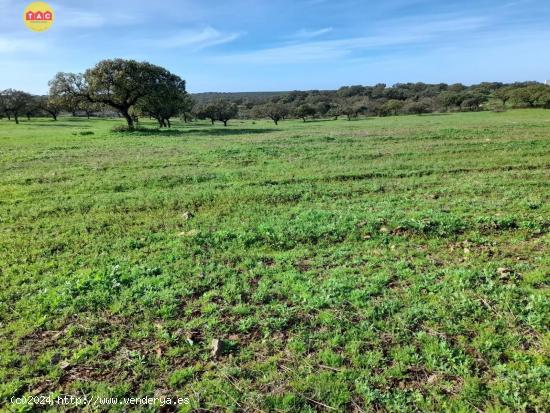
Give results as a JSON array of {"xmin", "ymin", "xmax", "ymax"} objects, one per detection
[{"xmin": 0, "ymin": 110, "xmax": 549, "ymax": 412}]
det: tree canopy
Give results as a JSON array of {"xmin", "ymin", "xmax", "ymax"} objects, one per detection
[
  {"xmin": 255, "ymin": 102, "xmax": 289, "ymax": 125},
  {"xmin": 194, "ymin": 100, "xmax": 238, "ymax": 126},
  {"xmin": 0, "ymin": 89, "xmax": 33, "ymax": 124},
  {"xmin": 49, "ymin": 59, "xmax": 187, "ymax": 129}
]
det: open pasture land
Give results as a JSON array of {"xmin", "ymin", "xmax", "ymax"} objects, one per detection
[{"xmin": 0, "ymin": 110, "xmax": 549, "ymax": 412}]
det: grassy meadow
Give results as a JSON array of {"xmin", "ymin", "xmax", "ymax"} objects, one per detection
[{"xmin": 0, "ymin": 110, "xmax": 549, "ymax": 412}]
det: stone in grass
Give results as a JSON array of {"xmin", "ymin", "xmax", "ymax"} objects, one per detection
[
  {"xmin": 210, "ymin": 338, "xmax": 238, "ymax": 358},
  {"xmin": 186, "ymin": 331, "xmax": 199, "ymax": 346},
  {"xmin": 182, "ymin": 211, "xmax": 194, "ymax": 220},
  {"xmin": 178, "ymin": 229, "xmax": 199, "ymax": 237},
  {"xmin": 211, "ymin": 339, "xmax": 222, "ymax": 358},
  {"xmin": 497, "ymin": 267, "xmax": 520, "ymax": 281}
]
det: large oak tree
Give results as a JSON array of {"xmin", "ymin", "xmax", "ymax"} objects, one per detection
[
  {"xmin": 49, "ymin": 59, "xmax": 187, "ymax": 129},
  {"xmin": 255, "ymin": 102, "xmax": 288, "ymax": 125},
  {"xmin": 0, "ymin": 89, "xmax": 33, "ymax": 124}
]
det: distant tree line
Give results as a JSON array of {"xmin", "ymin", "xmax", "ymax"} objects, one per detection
[
  {"xmin": 2, "ymin": 59, "xmax": 550, "ymax": 128},
  {"xmin": 184, "ymin": 81, "xmax": 550, "ymax": 125},
  {"xmin": 193, "ymin": 91, "xmax": 286, "ymax": 105},
  {"xmin": 229, "ymin": 82, "xmax": 550, "ymax": 124}
]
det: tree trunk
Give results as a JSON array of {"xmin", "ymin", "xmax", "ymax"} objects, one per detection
[
  {"xmin": 274, "ymin": 119, "xmax": 278, "ymax": 125},
  {"xmin": 14, "ymin": 114, "xmax": 19, "ymax": 124},
  {"xmin": 166, "ymin": 118, "xmax": 171, "ymax": 128},
  {"xmin": 53, "ymin": 114, "xmax": 57, "ymax": 121},
  {"xmin": 302, "ymin": 118, "xmax": 306, "ymax": 122},
  {"xmin": 211, "ymin": 119, "xmax": 215, "ymax": 125},
  {"xmin": 120, "ymin": 108, "xmax": 134, "ymax": 129},
  {"xmin": 223, "ymin": 120, "xmax": 228, "ymax": 127}
]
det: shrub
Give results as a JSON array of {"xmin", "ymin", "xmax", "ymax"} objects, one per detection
[
  {"xmin": 110, "ymin": 125, "xmax": 153, "ymax": 133},
  {"xmin": 71, "ymin": 130, "xmax": 94, "ymax": 136},
  {"xmin": 110, "ymin": 125, "xmax": 133, "ymax": 133}
]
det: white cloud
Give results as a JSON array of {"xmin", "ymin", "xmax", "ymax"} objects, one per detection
[
  {"xmin": 289, "ymin": 27, "xmax": 333, "ymax": 40},
  {"xmin": 216, "ymin": 34, "xmax": 423, "ymax": 64},
  {"xmin": 56, "ymin": 10, "xmax": 107, "ymax": 28},
  {"xmin": 0, "ymin": 36, "xmax": 47, "ymax": 54},
  {"xmin": 50, "ymin": 3, "xmax": 142, "ymax": 29},
  {"xmin": 215, "ymin": 15, "xmax": 488, "ymax": 64},
  {"xmin": 155, "ymin": 26, "xmax": 242, "ymax": 50}
]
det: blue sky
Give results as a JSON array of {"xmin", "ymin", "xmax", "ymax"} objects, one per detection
[{"xmin": 1, "ymin": 0, "xmax": 550, "ymax": 93}]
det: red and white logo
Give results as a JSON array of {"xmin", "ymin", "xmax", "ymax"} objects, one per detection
[
  {"xmin": 25, "ymin": 10, "xmax": 53, "ymax": 20},
  {"xmin": 23, "ymin": 2, "xmax": 54, "ymax": 31}
]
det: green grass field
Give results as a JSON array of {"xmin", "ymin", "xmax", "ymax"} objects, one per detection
[{"xmin": 1, "ymin": 110, "xmax": 549, "ymax": 412}]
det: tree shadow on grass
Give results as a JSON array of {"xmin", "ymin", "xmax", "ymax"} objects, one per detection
[
  {"xmin": 28, "ymin": 122, "xmax": 94, "ymax": 128},
  {"xmin": 122, "ymin": 128, "xmax": 279, "ymax": 137},
  {"xmin": 412, "ymin": 113, "xmax": 453, "ymax": 117},
  {"xmin": 300, "ymin": 118, "xmax": 338, "ymax": 123},
  {"xmin": 184, "ymin": 128, "xmax": 279, "ymax": 136}
]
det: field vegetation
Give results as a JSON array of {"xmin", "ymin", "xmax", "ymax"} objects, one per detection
[{"xmin": 1, "ymin": 109, "xmax": 549, "ymax": 412}]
